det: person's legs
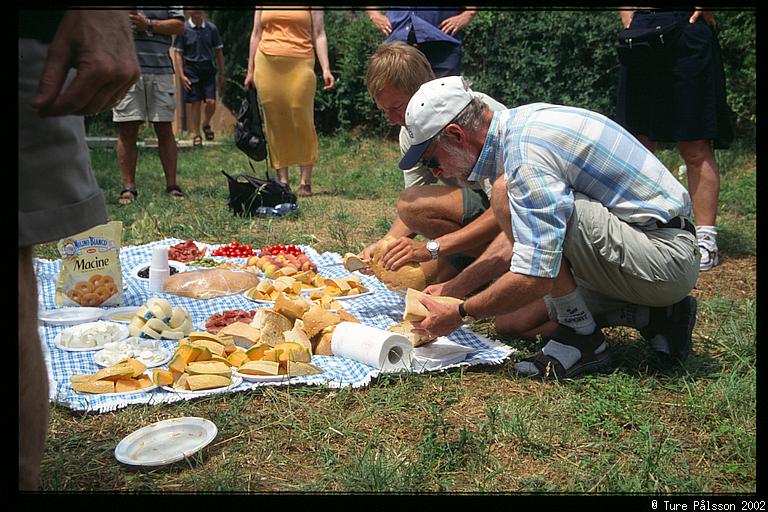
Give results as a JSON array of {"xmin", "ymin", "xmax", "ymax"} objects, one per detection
[
  {"xmin": 203, "ymin": 98, "xmax": 216, "ymax": 139},
  {"xmin": 18, "ymin": 246, "xmax": 48, "ymax": 490},
  {"xmin": 398, "ymin": 185, "xmax": 464, "ymax": 237},
  {"xmin": 678, "ymin": 139, "xmax": 720, "ymax": 270},
  {"xmin": 189, "ymin": 101, "xmax": 202, "ymax": 143},
  {"xmin": 276, "ymin": 168, "xmax": 290, "ymax": 188},
  {"xmin": 152, "ymin": 122, "xmax": 183, "ymax": 198},
  {"xmin": 298, "ymin": 165, "xmax": 312, "ymax": 197},
  {"xmin": 116, "ymin": 120, "xmax": 142, "ymax": 204}
]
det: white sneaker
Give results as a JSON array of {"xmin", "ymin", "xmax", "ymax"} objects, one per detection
[{"xmin": 698, "ymin": 234, "xmax": 720, "ymax": 271}]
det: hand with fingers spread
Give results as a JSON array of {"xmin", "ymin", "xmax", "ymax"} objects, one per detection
[
  {"xmin": 379, "ymin": 236, "xmax": 431, "ymax": 271},
  {"xmin": 410, "ymin": 294, "xmax": 464, "ymax": 338},
  {"xmin": 438, "ymin": 9, "xmax": 477, "ymax": 36},
  {"xmin": 30, "ymin": 9, "xmax": 140, "ymax": 117}
]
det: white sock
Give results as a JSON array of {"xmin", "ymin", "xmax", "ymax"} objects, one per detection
[
  {"xmin": 550, "ymin": 289, "xmax": 597, "ymax": 335},
  {"xmin": 697, "ymin": 226, "xmax": 717, "ymax": 246},
  {"xmin": 541, "ymin": 339, "xmax": 608, "ymax": 370}
]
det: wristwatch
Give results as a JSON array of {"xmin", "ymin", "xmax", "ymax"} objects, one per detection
[
  {"xmin": 458, "ymin": 302, "xmax": 476, "ymax": 324},
  {"xmin": 426, "ymin": 239, "xmax": 440, "ymax": 260},
  {"xmin": 146, "ymin": 18, "xmax": 153, "ymax": 36}
]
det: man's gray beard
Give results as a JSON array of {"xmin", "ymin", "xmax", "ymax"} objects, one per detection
[{"xmin": 443, "ymin": 142, "xmax": 477, "ymax": 184}]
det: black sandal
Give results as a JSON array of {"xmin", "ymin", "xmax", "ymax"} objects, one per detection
[
  {"xmin": 192, "ymin": 135, "xmax": 203, "ymax": 148},
  {"xmin": 118, "ymin": 188, "xmax": 138, "ymax": 206},
  {"xmin": 513, "ymin": 326, "xmax": 613, "ymax": 381},
  {"xmin": 165, "ymin": 184, "xmax": 186, "ymax": 200},
  {"xmin": 203, "ymin": 125, "xmax": 214, "ymax": 141}
]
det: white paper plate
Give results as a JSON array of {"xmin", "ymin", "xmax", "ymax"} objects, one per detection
[
  {"xmin": 54, "ymin": 321, "xmax": 130, "ymax": 352},
  {"xmin": 71, "ymin": 370, "xmax": 157, "ymax": 396},
  {"xmin": 39, "ymin": 307, "xmax": 105, "ymax": 326},
  {"xmin": 233, "ymin": 371, "xmax": 289, "ymax": 383},
  {"xmin": 129, "ymin": 261, "xmax": 186, "ymax": 280},
  {"xmin": 100, "ymin": 306, "xmax": 140, "ymax": 323},
  {"xmin": 114, "ymin": 417, "xmax": 218, "ymax": 467},
  {"xmin": 93, "ymin": 339, "xmax": 172, "ymax": 368},
  {"xmin": 161, "ymin": 374, "xmax": 242, "ymax": 396}
]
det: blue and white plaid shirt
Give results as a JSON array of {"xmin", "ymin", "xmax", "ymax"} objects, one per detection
[{"xmin": 468, "ymin": 103, "xmax": 692, "ymax": 279}]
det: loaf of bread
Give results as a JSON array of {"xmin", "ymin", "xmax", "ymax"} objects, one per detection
[
  {"xmin": 403, "ymin": 288, "xmax": 464, "ymax": 322},
  {"xmin": 163, "ymin": 268, "xmax": 261, "ymax": 299},
  {"xmin": 369, "ymin": 237, "xmax": 427, "ymax": 291},
  {"xmin": 387, "ymin": 320, "xmax": 436, "ymax": 348}
]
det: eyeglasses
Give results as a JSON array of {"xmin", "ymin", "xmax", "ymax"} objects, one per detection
[
  {"xmin": 420, "ymin": 142, "xmax": 441, "ymax": 173},
  {"xmin": 420, "ymin": 157, "xmax": 440, "ymax": 171}
]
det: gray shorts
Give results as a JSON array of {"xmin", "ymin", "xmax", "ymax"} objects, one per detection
[
  {"xmin": 564, "ymin": 193, "xmax": 700, "ymax": 314},
  {"xmin": 112, "ymin": 73, "xmax": 176, "ymax": 123},
  {"xmin": 18, "ymin": 38, "xmax": 107, "ymax": 247}
]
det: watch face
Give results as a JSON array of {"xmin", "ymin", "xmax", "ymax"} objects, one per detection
[{"xmin": 427, "ymin": 241, "xmax": 438, "ymax": 251}]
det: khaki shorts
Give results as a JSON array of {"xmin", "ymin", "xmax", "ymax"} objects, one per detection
[
  {"xmin": 112, "ymin": 73, "xmax": 176, "ymax": 123},
  {"xmin": 564, "ymin": 193, "xmax": 700, "ymax": 314}
]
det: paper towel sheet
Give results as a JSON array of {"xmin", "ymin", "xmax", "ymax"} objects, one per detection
[
  {"xmin": 412, "ymin": 337, "xmax": 475, "ymax": 372},
  {"xmin": 331, "ymin": 322, "xmax": 413, "ymax": 372}
]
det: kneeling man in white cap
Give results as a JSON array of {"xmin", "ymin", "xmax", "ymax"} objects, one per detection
[{"xmin": 402, "ymin": 76, "xmax": 701, "ymax": 379}]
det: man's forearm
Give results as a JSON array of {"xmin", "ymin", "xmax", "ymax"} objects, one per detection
[
  {"xmin": 463, "ymin": 268, "xmax": 552, "ymax": 320},
  {"xmin": 436, "ymin": 207, "xmax": 500, "ymax": 257},
  {"xmin": 444, "ymin": 232, "xmax": 511, "ymax": 297}
]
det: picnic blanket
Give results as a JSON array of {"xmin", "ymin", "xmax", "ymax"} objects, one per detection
[{"xmin": 34, "ymin": 239, "xmax": 516, "ymax": 413}]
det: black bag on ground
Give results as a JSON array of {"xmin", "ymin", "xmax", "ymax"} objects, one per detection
[
  {"xmin": 222, "ymin": 168, "xmax": 297, "ymax": 217},
  {"xmin": 234, "ymin": 85, "xmax": 268, "ymax": 162},
  {"xmin": 616, "ymin": 19, "xmax": 685, "ymax": 66}
]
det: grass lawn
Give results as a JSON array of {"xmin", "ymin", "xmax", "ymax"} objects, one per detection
[{"xmin": 33, "ymin": 133, "xmax": 756, "ymax": 494}]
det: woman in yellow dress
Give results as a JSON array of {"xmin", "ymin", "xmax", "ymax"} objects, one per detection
[{"xmin": 244, "ymin": 7, "xmax": 335, "ymax": 197}]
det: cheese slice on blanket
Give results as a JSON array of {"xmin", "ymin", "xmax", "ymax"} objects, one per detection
[
  {"xmin": 218, "ymin": 322, "xmax": 261, "ymax": 349},
  {"xmin": 403, "ymin": 288, "xmax": 465, "ymax": 323}
]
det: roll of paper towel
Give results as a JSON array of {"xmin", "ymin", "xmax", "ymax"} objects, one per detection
[{"xmin": 331, "ymin": 322, "xmax": 413, "ymax": 373}]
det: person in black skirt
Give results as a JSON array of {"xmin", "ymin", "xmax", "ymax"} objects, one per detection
[{"xmin": 616, "ymin": 8, "xmax": 734, "ymax": 272}]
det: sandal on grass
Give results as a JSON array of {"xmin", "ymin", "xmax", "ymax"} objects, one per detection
[
  {"xmin": 203, "ymin": 125, "xmax": 214, "ymax": 141},
  {"xmin": 513, "ymin": 326, "xmax": 613, "ymax": 381},
  {"xmin": 166, "ymin": 184, "xmax": 186, "ymax": 200},
  {"xmin": 193, "ymin": 135, "xmax": 203, "ymax": 147},
  {"xmin": 118, "ymin": 188, "xmax": 138, "ymax": 206}
]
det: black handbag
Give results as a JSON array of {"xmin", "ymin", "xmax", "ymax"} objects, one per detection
[
  {"xmin": 616, "ymin": 19, "xmax": 685, "ymax": 66},
  {"xmin": 222, "ymin": 165, "xmax": 297, "ymax": 217},
  {"xmin": 234, "ymin": 85, "xmax": 268, "ymax": 162}
]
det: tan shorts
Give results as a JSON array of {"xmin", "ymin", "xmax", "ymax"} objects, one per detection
[
  {"xmin": 112, "ymin": 73, "xmax": 176, "ymax": 123},
  {"xmin": 564, "ymin": 193, "xmax": 700, "ymax": 314}
]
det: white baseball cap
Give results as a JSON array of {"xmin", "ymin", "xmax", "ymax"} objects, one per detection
[{"xmin": 399, "ymin": 76, "xmax": 473, "ymax": 170}]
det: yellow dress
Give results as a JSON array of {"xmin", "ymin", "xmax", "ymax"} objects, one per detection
[{"xmin": 253, "ymin": 9, "xmax": 318, "ymax": 169}]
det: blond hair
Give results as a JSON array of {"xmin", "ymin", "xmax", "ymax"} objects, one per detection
[{"xmin": 366, "ymin": 41, "xmax": 436, "ymax": 99}]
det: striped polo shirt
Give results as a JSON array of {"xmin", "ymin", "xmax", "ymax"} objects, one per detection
[
  {"xmin": 134, "ymin": 7, "xmax": 184, "ymax": 75},
  {"xmin": 468, "ymin": 103, "xmax": 692, "ymax": 279}
]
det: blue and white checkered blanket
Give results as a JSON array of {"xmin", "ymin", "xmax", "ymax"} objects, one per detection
[{"xmin": 34, "ymin": 239, "xmax": 515, "ymax": 413}]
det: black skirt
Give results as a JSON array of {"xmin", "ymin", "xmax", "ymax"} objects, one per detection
[{"xmin": 616, "ymin": 10, "xmax": 734, "ymax": 149}]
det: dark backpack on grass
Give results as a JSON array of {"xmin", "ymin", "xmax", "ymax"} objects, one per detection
[{"xmin": 222, "ymin": 165, "xmax": 297, "ymax": 217}]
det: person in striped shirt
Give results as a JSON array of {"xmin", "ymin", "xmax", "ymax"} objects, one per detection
[
  {"xmin": 402, "ymin": 76, "xmax": 700, "ymax": 380},
  {"xmin": 113, "ymin": 7, "xmax": 185, "ymax": 205}
]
